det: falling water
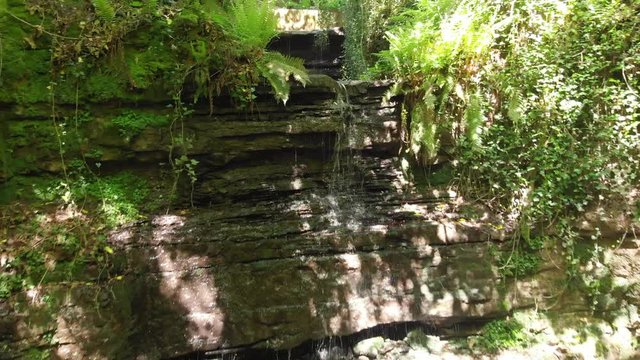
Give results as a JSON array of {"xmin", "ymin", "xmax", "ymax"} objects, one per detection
[{"xmin": 316, "ymin": 81, "xmax": 369, "ymax": 234}]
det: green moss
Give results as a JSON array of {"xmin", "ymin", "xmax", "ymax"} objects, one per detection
[
  {"xmin": 0, "ymin": 171, "xmax": 149, "ymax": 299},
  {"xmin": 10, "ymin": 73, "xmax": 77, "ymax": 105},
  {"xmin": 111, "ymin": 110, "xmax": 170, "ymax": 140},
  {"xmin": 125, "ymin": 42, "xmax": 175, "ymax": 90},
  {"xmin": 4, "ymin": 120, "xmax": 65, "ymax": 175},
  {"xmin": 13, "ymin": 78, "xmax": 50, "ymax": 104},
  {"xmin": 86, "ymin": 72, "xmax": 129, "ymax": 102}
]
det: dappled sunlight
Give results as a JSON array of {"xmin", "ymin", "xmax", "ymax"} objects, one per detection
[
  {"xmin": 52, "ymin": 205, "xmax": 86, "ymax": 222},
  {"xmin": 151, "ymin": 218, "xmax": 225, "ymax": 349},
  {"xmin": 155, "ymin": 260, "xmax": 224, "ymax": 348}
]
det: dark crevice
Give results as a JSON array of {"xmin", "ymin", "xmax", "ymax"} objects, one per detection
[{"xmin": 167, "ymin": 319, "xmax": 493, "ymax": 360}]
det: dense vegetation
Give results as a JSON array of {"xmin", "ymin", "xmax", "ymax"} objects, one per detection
[
  {"xmin": 0, "ymin": 0, "xmax": 307, "ymax": 106},
  {"xmin": 1, "ymin": 0, "xmax": 639, "ymax": 356},
  {"xmin": 369, "ymin": 0, "xmax": 639, "ymax": 286}
]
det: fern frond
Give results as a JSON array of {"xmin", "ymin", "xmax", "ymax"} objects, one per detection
[
  {"xmin": 464, "ymin": 93, "xmax": 484, "ymax": 148},
  {"xmin": 410, "ymin": 102, "xmax": 440, "ymax": 164},
  {"xmin": 507, "ymin": 91, "xmax": 524, "ymax": 125},
  {"xmin": 258, "ymin": 52, "xmax": 309, "ymax": 104},
  {"xmin": 210, "ymin": 0, "xmax": 278, "ymax": 49},
  {"xmin": 92, "ymin": 0, "xmax": 115, "ymax": 21}
]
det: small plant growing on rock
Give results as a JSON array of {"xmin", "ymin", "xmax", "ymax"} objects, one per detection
[
  {"xmin": 473, "ymin": 318, "xmax": 530, "ymax": 353},
  {"xmin": 111, "ymin": 111, "xmax": 170, "ymax": 141}
]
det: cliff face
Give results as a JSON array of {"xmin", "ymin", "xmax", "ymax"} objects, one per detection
[{"xmin": 1, "ymin": 75, "xmax": 637, "ymax": 360}]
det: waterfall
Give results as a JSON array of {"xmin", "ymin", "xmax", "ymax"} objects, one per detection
[{"xmin": 317, "ymin": 81, "xmax": 368, "ymax": 234}]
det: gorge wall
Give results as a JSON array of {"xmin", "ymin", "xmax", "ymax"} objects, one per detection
[{"xmin": 1, "ymin": 75, "xmax": 639, "ymax": 359}]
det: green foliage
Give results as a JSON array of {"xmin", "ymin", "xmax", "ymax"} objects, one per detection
[
  {"xmin": 209, "ymin": 0, "xmax": 279, "ymax": 50},
  {"xmin": 0, "ymin": 208, "xmax": 115, "ymax": 300},
  {"xmin": 475, "ymin": 318, "xmax": 530, "ymax": 352},
  {"xmin": 409, "ymin": 101, "xmax": 439, "ymax": 164},
  {"xmin": 26, "ymin": 171, "xmax": 151, "ymax": 228},
  {"xmin": 495, "ymin": 248, "xmax": 541, "ymax": 278},
  {"xmin": 0, "ymin": 0, "xmax": 309, "ymax": 109},
  {"xmin": 462, "ymin": 0, "xmax": 638, "ymax": 224},
  {"xmin": 464, "ymin": 93, "xmax": 484, "ymax": 148},
  {"xmin": 375, "ymin": 0, "xmax": 640, "ymax": 264},
  {"xmin": 494, "ymin": 231, "xmax": 545, "ymax": 278},
  {"xmin": 199, "ymin": 0, "xmax": 309, "ymax": 105},
  {"xmin": 0, "ymin": 273, "xmax": 21, "ymax": 300},
  {"xmin": 111, "ymin": 110, "xmax": 170, "ymax": 140},
  {"xmin": 24, "ymin": 348, "xmax": 51, "ymax": 360},
  {"xmin": 258, "ymin": 52, "xmax": 310, "ymax": 104},
  {"xmin": 82, "ymin": 172, "xmax": 151, "ymax": 226},
  {"xmin": 342, "ymin": 0, "xmax": 408, "ymax": 79},
  {"xmin": 125, "ymin": 43, "xmax": 173, "ymax": 89},
  {"xmin": 92, "ymin": 0, "xmax": 116, "ymax": 21},
  {"xmin": 375, "ymin": 0, "xmax": 502, "ymax": 162},
  {"xmin": 86, "ymin": 73, "xmax": 129, "ymax": 102}
]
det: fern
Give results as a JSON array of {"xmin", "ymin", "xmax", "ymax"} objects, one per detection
[
  {"xmin": 464, "ymin": 93, "xmax": 484, "ymax": 148},
  {"xmin": 92, "ymin": 0, "xmax": 116, "ymax": 21},
  {"xmin": 209, "ymin": 0, "xmax": 278, "ymax": 50},
  {"xmin": 507, "ymin": 91, "xmax": 525, "ymax": 128},
  {"xmin": 410, "ymin": 101, "xmax": 440, "ymax": 164},
  {"xmin": 258, "ymin": 52, "xmax": 309, "ymax": 104},
  {"xmin": 207, "ymin": 0, "xmax": 308, "ymax": 104}
]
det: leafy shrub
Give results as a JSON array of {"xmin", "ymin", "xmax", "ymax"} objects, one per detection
[
  {"xmin": 209, "ymin": 0, "xmax": 279, "ymax": 50},
  {"xmin": 2, "ymin": 0, "xmax": 309, "ymax": 107},
  {"xmin": 494, "ymin": 234, "xmax": 546, "ymax": 278},
  {"xmin": 375, "ymin": 0, "xmax": 640, "ymax": 233}
]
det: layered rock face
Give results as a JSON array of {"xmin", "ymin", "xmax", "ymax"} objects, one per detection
[{"xmin": 2, "ymin": 76, "xmax": 620, "ymax": 360}]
